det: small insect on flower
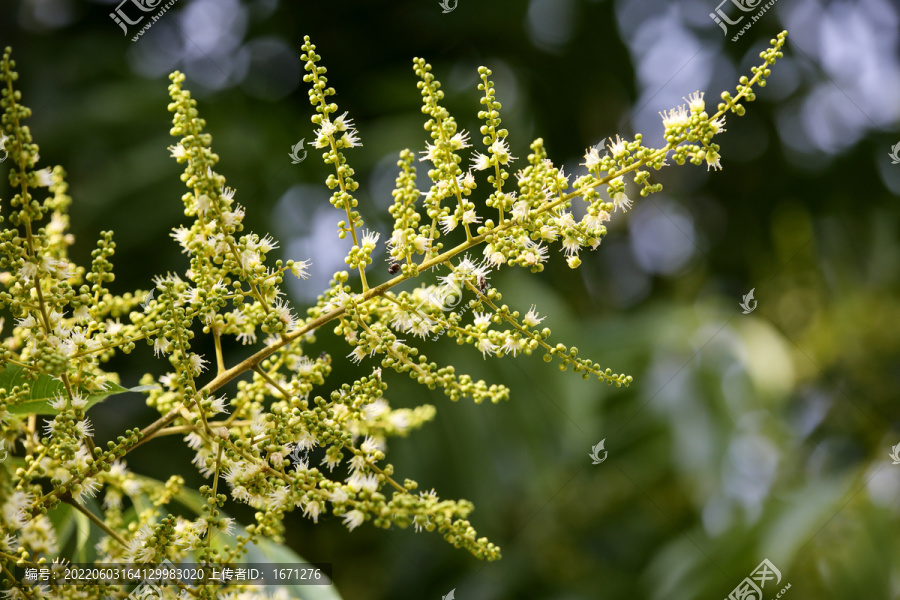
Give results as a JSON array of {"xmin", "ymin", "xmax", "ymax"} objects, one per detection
[
  {"xmin": 478, "ymin": 275, "xmax": 488, "ymax": 292},
  {"xmin": 388, "ymin": 262, "xmax": 401, "ymax": 275}
]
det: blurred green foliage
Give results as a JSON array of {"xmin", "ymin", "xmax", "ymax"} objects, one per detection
[{"xmin": 2, "ymin": 0, "xmax": 899, "ymax": 599}]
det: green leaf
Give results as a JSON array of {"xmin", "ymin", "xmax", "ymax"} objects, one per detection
[{"xmin": 0, "ymin": 364, "xmax": 158, "ymax": 415}]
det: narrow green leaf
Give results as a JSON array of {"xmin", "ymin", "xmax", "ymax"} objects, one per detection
[{"xmin": 0, "ymin": 364, "xmax": 158, "ymax": 415}]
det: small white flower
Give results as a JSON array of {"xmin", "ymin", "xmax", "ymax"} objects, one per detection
[
  {"xmin": 341, "ymin": 130, "xmax": 362, "ymax": 148},
  {"xmin": 450, "ymin": 130, "xmax": 471, "ymax": 150},
  {"xmin": 328, "ymin": 487, "xmax": 350, "ymax": 505},
  {"xmin": 168, "ymin": 144, "xmax": 188, "ymax": 160},
  {"xmin": 413, "ymin": 235, "xmax": 431, "ymax": 253},
  {"xmin": 523, "ymin": 306, "xmax": 545, "ymax": 328},
  {"xmin": 220, "ymin": 185, "xmax": 236, "ymax": 202},
  {"xmin": 218, "ymin": 517, "xmax": 235, "ymax": 535},
  {"xmin": 607, "ymin": 135, "xmax": 627, "ymax": 159},
  {"xmin": 334, "ymin": 112, "xmax": 355, "ymax": 132},
  {"xmin": 462, "ymin": 209, "xmax": 481, "ymax": 225},
  {"xmin": 15, "ymin": 314, "xmax": 35, "ymax": 330},
  {"xmin": 439, "ymin": 214, "xmax": 458, "ymax": 235},
  {"xmin": 502, "ymin": 337, "xmax": 523, "ymax": 357},
  {"xmin": 361, "ymin": 436, "xmax": 382, "ymax": 455},
  {"xmin": 347, "ymin": 471, "xmax": 378, "ymax": 492},
  {"xmin": 709, "ymin": 116, "xmax": 727, "ymax": 135},
  {"xmin": 70, "ymin": 392, "xmax": 88, "ymax": 410},
  {"xmin": 581, "ymin": 211, "xmax": 610, "ymax": 234},
  {"xmin": 51, "ymin": 259, "xmax": 73, "ymax": 280},
  {"xmin": 342, "ymin": 509, "xmax": 365, "ymax": 531},
  {"xmin": 222, "ymin": 205, "xmax": 245, "ymax": 229},
  {"xmin": 612, "ymin": 191, "xmax": 632, "ymax": 212},
  {"xmin": 250, "ymin": 414, "xmax": 269, "ymax": 438},
  {"xmin": 258, "ymin": 234, "xmax": 279, "ymax": 253},
  {"xmin": 73, "ymin": 306, "xmax": 91, "ymax": 323},
  {"xmin": 153, "ymin": 337, "xmax": 171, "ymax": 357},
  {"xmin": 303, "ymin": 500, "xmax": 321, "ymax": 523},
  {"xmin": 105, "ymin": 318, "xmax": 124, "ymax": 335},
  {"xmin": 561, "ymin": 235, "xmax": 580, "ymax": 257},
  {"xmin": 313, "ymin": 131, "xmax": 329, "ymax": 149},
  {"xmin": 74, "ymin": 478, "xmax": 100, "ymax": 503},
  {"xmin": 73, "ymin": 417, "xmax": 93, "ymax": 438},
  {"xmin": 555, "ymin": 211, "xmax": 576, "ymax": 230},
  {"xmin": 348, "ymin": 346, "xmax": 367, "ymax": 364},
  {"xmin": 18, "ymin": 261, "xmax": 38, "ymax": 282},
  {"xmin": 685, "ymin": 91, "xmax": 705, "ymax": 113},
  {"xmin": 583, "ymin": 146, "xmax": 603, "ymax": 169},
  {"xmin": 196, "ymin": 194, "xmax": 211, "ymax": 215},
  {"xmin": 267, "ymin": 487, "xmax": 291, "ymax": 510},
  {"xmin": 411, "ymin": 315, "xmax": 433, "ymax": 339},
  {"xmin": 490, "ymin": 138, "xmax": 514, "ymax": 164},
  {"xmin": 188, "ymin": 353, "xmax": 207, "ymax": 375},
  {"xmin": 390, "ymin": 310, "xmax": 416, "ymax": 333},
  {"xmin": 289, "ymin": 259, "xmax": 311, "ymax": 280},
  {"xmin": 485, "ymin": 249, "xmax": 505, "ymax": 266},
  {"xmin": 49, "ymin": 394, "xmax": 68, "ymax": 412},
  {"xmin": 208, "ymin": 395, "xmax": 229, "ymax": 415},
  {"xmin": 477, "ymin": 337, "xmax": 497, "ymax": 358},
  {"xmin": 419, "ymin": 143, "xmax": 439, "ymax": 163},
  {"xmin": 35, "ymin": 167, "xmax": 54, "ymax": 187},
  {"xmin": 273, "ymin": 299, "xmax": 297, "ymax": 330},
  {"xmin": 361, "ymin": 230, "xmax": 380, "ymax": 251},
  {"xmin": 511, "ymin": 200, "xmax": 530, "ymax": 222},
  {"xmin": 319, "ymin": 119, "xmax": 337, "ymax": 138},
  {"xmin": 473, "ymin": 312, "xmax": 491, "ymax": 329},
  {"xmin": 705, "ymin": 148, "xmax": 722, "ymax": 171},
  {"xmin": 471, "ymin": 151, "xmax": 491, "ymax": 171},
  {"xmin": 660, "ymin": 105, "xmax": 690, "ymax": 130}
]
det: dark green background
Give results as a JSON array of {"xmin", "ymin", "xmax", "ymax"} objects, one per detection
[{"xmin": 2, "ymin": 0, "xmax": 899, "ymax": 598}]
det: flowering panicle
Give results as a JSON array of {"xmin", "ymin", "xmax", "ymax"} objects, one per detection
[
  {"xmin": 387, "ymin": 149, "xmax": 427, "ymax": 270},
  {"xmin": 301, "ymin": 37, "xmax": 371, "ymax": 292},
  {"xmin": 0, "ymin": 31, "xmax": 788, "ymax": 596},
  {"xmin": 413, "ymin": 57, "xmax": 478, "ymax": 248}
]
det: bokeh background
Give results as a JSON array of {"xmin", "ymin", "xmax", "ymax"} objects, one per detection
[{"xmin": 2, "ymin": 0, "xmax": 900, "ymax": 598}]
